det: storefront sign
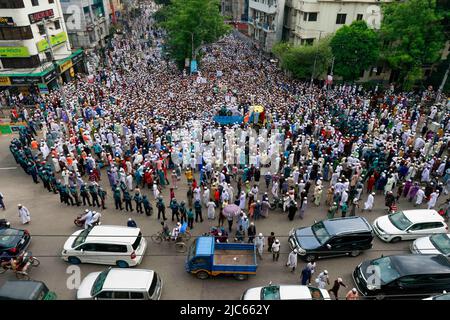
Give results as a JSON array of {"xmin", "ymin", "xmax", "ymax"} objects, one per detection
[
  {"xmin": 69, "ymin": 67, "xmax": 75, "ymax": 77},
  {"xmin": 36, "ymin": 31, "xmax": 67, "ymax": 52},
  {"xmin": 10, "ymin": 77, "xmax": 41, "ymax": 85},
  {"xmin": 43, "ymin": 69, "xmax": 57, "ymax": 83},
  {"xmin": 59, "ymin": 60, "xmax": 73, "ymax": 73},
  {"xmin": 28, "ymin": 9, "xmax": 54, "ymax": 24},
  {"xmin": 38, "ymin": 83, "xmax": 49, "ymax": 94},
  {"xmin": 0, "ymin": 77, "xmax": 11, "ymax": 86},
  {"xmin": 72, "ymin": 52, "xmax": 84, "ymax": 64},
  {"xmin": 0, "ymin": 17, "xmax": 14, "ymax": 26},
  {"xmin": 0, "ymin": 46, "xmax": 30, "ymax": 58}
]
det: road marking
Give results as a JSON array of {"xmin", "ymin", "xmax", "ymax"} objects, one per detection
[{"xmin": 0, "ymin": 167, "xmax": 18, "ymax": 170}]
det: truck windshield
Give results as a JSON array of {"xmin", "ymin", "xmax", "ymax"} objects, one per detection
[
  {"xmin": 311, "ymin": 222, "xmax": 331, "ymax": 245},
  {"xmin": 187, "ymin": 239, "xmax": 197, "ymax": 260}
]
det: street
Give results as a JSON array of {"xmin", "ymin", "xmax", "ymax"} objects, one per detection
[{"xmin": 0, "ymin": 133, "xmax": 412, "ymax": 300}]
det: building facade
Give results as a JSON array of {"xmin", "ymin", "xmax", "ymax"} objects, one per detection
[
  {"xmin": 0, "ymin": 0, "xmax": 84, "ymax": 94},
  {"xmin": 248, "ymin": 0, "xmax": 286, "ymax": 52},
  {"xmin": 60, "ymin": 0, "xmax": 112, "ymax": 49},
  {"xmin": 221, "ymin": 0, "xmax": 247, "ymax": 22}
]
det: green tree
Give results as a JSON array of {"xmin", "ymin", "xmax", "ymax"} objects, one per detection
[
  {"xmin": 162, "ymin": 0, "xmax": 231, "ymax": 68},
  {"xmin": 381, "ymin": 0, "xmax": 446, "ymax": 90},
  {"xmin": 272, "ymin": 38, "xmax": 333, "ymax": 80},
  {"xmin": 330, "ymin": 20, "xmax": 379, "ymax": 81}
]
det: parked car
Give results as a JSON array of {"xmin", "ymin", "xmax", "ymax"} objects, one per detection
[
  {"xmin": 423, "ymin": 291, "xmax": 450, "ymax": 300},
  {"xmin": 0, "ymin": 227, "xmax": 31, "ymax": 261},
  {"xmin": 77, "ymin": 268, "xmax": 163, "ymax": 300},
  {"xmin": 288, "ymin": 216, "xmax": 373, "ymax": 262},
  {"xmin": 241, "ymin": 284, "xmax": 330, "ymax": 300},
  {"xmin": 0, "ymin": 280, "xmax": 57, "ymax": 300},
  {"xmin": 353, "ymin": 254, "xmax": 450, "ymax": 299},
  {"xmin": 411, "ymin": 234, "xmax": 450, "ymax": 257},
  {"xmin": 373, "ymin": 209, "xmax": 447, "ymax": 243},
  {"xmin": 62, "ymin": 225, "xmax": 147, "ymax": 267}
]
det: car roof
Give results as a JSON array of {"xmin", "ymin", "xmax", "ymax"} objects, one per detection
[
  {"xmin": 402, "ymin": 210, "xmax": 444, "ymax": 223},
  {"xmin": 86, "ymin": 225, "xmax": 140, "ymax": 244},
  {"xmin": 279, "ymin": 285, "xmax": 315, "ymax": 299},
  {"xmin": 195, "ymin": 237, "xmax": 214, "ymax": 256},
  {"xmin": 0, "ymin": 280, "xmax": 47, "ymax": 300},
  {"xmin": 322, "ymin": 216, "xmax": 372, "ymax": 235},
  {"xmin": 389, "ymin": 255, "xmax": 450, "ymax": 276},
  {"xmin": 103, "ymin": 269, "xmax": 154, "ymax": 290}
]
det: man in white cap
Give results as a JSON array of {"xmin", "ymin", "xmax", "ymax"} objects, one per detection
[
  {"xmin": 363, "ymin": 192, "xmax": 375, "ymax": 212},
  {"xmin": 271, "ymin": 238, "xmax": 281, "ymax": 261},
  {"xmin": 17, "ymin": 204, "xmax": 31, "ymax": 224},
  {"xmin": 415, "ymin": 187, "xmax": 425, "ymax": 207},
  {"xmin": 254, "ymin": 233, "xmax": 264, "ymax": 260},
  {"xmin": 346, "ymin": 288, "xmax": 360, "ymax": 300},
  {"xmin": 286, "ymin": 249, "xmax": 298, "ymax": 272},
  {"xmin": 316, "ymin": 270, "xmax": 330, "ymax": 289}
]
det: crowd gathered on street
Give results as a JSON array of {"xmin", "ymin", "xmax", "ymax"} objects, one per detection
[{"xmin": 2, "ymin": 3, "xmax": 450, "ymax": 299}]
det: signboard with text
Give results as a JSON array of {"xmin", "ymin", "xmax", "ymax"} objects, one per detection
[
  {"xmin": 0, "ymin": 17, "xmax": 14, "ymax": 26},
  {"xmin": 36, "ymin": 31, "xmax": 67, "ymax": 52},
  {"xmin": 0, "ymin": 46, "xmax": 30, "ymax": 58},
  {"xmin": 59, "ymin": 60, "xmax": 73, "ymax": 73},
  {"xmin": 0, "ymin": 77, "xmax": 11, "ymax": 86},
  {"xmin": 28, "ymin": 9, "xmax": 54, "ymax": 24}
]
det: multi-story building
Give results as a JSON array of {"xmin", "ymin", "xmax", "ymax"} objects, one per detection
[
  {"xmin": 60, "ymin": 0, "xmax": 111, "ymax": 49},
  {"xmin": 0, "ymin": 0, "xmax": 85, "ymax": 94},
  {"xmin": 221, "ymin": 0, "xmax": 247, "ymax": 22},
  {"xmin": 248, "ymin": 0, "xmax": 286, "ymax": 52}
]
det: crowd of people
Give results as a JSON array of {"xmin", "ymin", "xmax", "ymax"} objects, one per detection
[{"xmin": 2, "ymin": 3, "xmax": 450, "ymax": 299}]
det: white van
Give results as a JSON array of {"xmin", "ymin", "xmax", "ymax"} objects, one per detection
[
  {"xmin": 62, "ymin": 225, "xmax": 147, "ymax": 267},
  {"xmin": 77, "ymin": 268, "xmax": 163, "ymax": 300}
]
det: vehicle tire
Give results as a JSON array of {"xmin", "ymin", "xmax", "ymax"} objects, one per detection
[
  {"xmin": 305, "ymin": 254, "xmax": 317, "ymax": 262},
  {"xmin": 67, "ymin": 256, "xmax": 81, "ymax": 265},
  {"xmin": 31, "ymin": 257, "xmax": 40, "ymax": 267},
  {"xmin": 175, "ymin": 242, "xmax": 187, "ymax": 253},
  {"xmin": 116, "ymin": 260, "xmax": 129, "ymax": 268},
  {"xmin": 350, "ymin": 250, "xmax": 361, "ymax": 257},
  {"xmin": 196, "ymin": 271, "xmax": 209, "ymax": 280},
  {"xmin": 16, "ymin": 272, "xmax": 30, "ymax": 280},
  {"xmin": 390, "ymin": 237, "xmax": 401, "ymax": 243},
  {"xmin": 151, "ymin": 234, "xmax": 162, "ymax": 244},
  {"xmin": 234, "ymin": 274, "xmax": 248, "ymax": 281}
]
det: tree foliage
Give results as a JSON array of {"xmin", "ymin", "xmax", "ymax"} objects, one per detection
[
  {"xmin": 381, "ymin": 0, "xmax": 447, "ymax": 89},
  {"xmin": 272, "ymin": 38, "xmax": 333, "ymax": 80},
  {"xmin": 330, "ymin": 20, "xmax": 379, "ymax": 81},
  {"xmin": 162, "ymin": 0, "xmax": 231, "ymax": 68}
]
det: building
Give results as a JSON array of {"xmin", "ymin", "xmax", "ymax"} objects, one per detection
[
  {"xmin": 60, "ymin": 0, "xmax": 111, "ymax": 49},
  {"xmin": 0, "ymin": 0, "xmax": 85, "ymax": 95},
  {"xmin": 248, "ymin": 0, "xmax": 286, "ymax": 52},
  {"xmin": 221, "ymin": 0, "xmax": 247, "ymax": 22}
]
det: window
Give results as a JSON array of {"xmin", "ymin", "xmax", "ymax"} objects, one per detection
[
  {"xmin": 336, "ymin": 13, "xmax": 347, "ymax": 24},
  {"xmin": 0, "ymin": 0, "xmax": 24, "ymax": 8},
  {"xmin": 103, "ymin": 244, "xmax": 128, "ymax": 253},
  {"xmin": 301, "ymin": 38, "xmax": 314, "ymax": 45},
  {"xmin": 0, "ymin": 26, "xmax": 33, "ymax": 40},
  {"xmin": 303, "ymin": 12, "xmax": 307, "ymax": 21},
  {"xmin": 132, "ymin": 232, "xmax": 142, "ymax": 250},
  {"xmin": 49, "ymin": 0, "xmax": 54, "ymax": 3},
  {"xmin": 54, "ymin": 20, "xmax": 60, "ymax": 30},
  {"xmin": 113, "ymin": 292, "xmax": 130, "ymax": 299},
  {"xmin": 1, "ymin": 56, "xmax": 41, "ymax": 69},
  {"xmin": 130, "ymin": 292, "xmax": 145, "ymax": 299},
  {"xmin": 38, "ymin": 24, "xmax": 45, "ymax": 35},
  {"xmin": 31, "ymin": 0, "xmax": 39, "ymax": 6},
  {"xmin": 376, "ymin": 66, "xmax": 383, "ymax": 76},
  {"xmin": 45, "ymin": 51, "xmax": 52, "ymax": 62},
  {"xmin": 357, "ymin": 14, "xmax": 363, "ymax": 21},
  {"xmin": 148, "ymin": 274, "xmax": 158, "ymax": 297},
  {"xmin": 308, "ymin": 12, "xmax": 317, "ymax": 21},
  {"xmin": 96, "ymin": 291, "xmax": 113, "ymax": 299}
]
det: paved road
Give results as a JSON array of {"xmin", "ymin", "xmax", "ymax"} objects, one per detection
[{"xmin": 0, "ymin": 133, "xmax": 416, "ymax": 300}]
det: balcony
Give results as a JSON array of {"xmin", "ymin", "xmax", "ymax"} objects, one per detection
[
  {"xmin": 249, "ymin": 0, "xmax": 277, "ymax": 14},
  {"xmin": 248, "ymin": 17, "xmax": 254, "ymax": 25},
  {"xmin": 263, "ymin": 23, "xmax": 276, "ymax": 32}
]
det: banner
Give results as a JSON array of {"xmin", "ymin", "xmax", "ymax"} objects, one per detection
[
  {"xmin": 59, "ymin": 60, "xmax": 73, "ymax": 73},
  {"xmin": 213, "ymin": 116, "xmax": 244, "ymax": 125},
  {"xmin": 0, "ymin": 77, "xmax": 11, "ymax": 86},
  {"xmin": 36, "ymin": 31, "xmax": 67, "ymax": 52},
  {"xmin": 190, "ymin": 60, "xmax": 197, "ymax": 73},
  {"xmin": 0, "ymin": 46, "xmax": 30, "ymax": 58}
]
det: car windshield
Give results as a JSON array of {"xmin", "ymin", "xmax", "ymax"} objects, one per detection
[
  {"xmin": 308, "ymin": 286, "xmax": 324, "ymax": 300},
  {"xmin": 261, "ymin": 286, "xmax": 280, "ymax": 300},
  {"xmin": 388, "ymin": 212, "xmax": 412, "ymax": 231},
  {"xmin": 430, "ymin": 234, "xmax": 450, "ymax": 255},
  {"xmin": 371, "ymin": 257, "xmax": 401, "ymax": 284},
  {"xmin": 91, "ymin": 269, "xmax": 110, "ymax": 297},
  {"xmin": 311, "ymin": 222, "xmax": 331, "ymax": 245},
  {"xmin": 72, "ymin": 229, "xmax": 90, "ymax": 248},
  {"xmin": 0, "ymin": 229, "xmax": 21, "ymax": 249}
]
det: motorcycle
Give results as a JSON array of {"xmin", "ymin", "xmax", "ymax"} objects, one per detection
[
  {"xmin": 0, "ymin": 251, "xmax": 40, "ymax": 280},
  {"xmin": 74, "ymin": 212, "xmax": 101, "ymax": 228}
]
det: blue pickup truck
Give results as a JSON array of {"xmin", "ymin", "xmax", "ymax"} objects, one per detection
[{"xmin": 185, "ymin": 237, "xmax": 258, "ymax": 280}]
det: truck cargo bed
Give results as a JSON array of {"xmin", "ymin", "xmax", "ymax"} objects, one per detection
[{"xmin": 214, "ymin": 250, "xmax": 255, "ymax": 266}]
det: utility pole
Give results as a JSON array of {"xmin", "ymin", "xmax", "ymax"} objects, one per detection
[
  {"xmin": 326, "ymin": 56, "xmax": 335, "ymax": 106},
  {"xmin": 435, "ymin": 61, "xmax": 450, "ymax": 104},
  {"xmin": 41, "ymin": 19, "xmax": 67, "ymax": 109},
  {"xmin": 310, "ymin": 30, "xmax": 322, "ymax": 88}
]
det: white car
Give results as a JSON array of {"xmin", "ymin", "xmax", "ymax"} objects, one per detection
[
  {"xmin": 411, "ymin": 233, "xmax": 450, "ymax": 257},
  {"xmin": 241, "ymin": 284, "xmax": 330, "ymax": 300},
  {"xmin": 77, "ymin": 268, "xmax": 163, "ymax": 300},
  {"xmin": 373, "ymin": 209, "xmax": 447, "ymax": 243},
  {"xmin": 62, "ymin": 225, "xmax": 147, "ymax": 267}
]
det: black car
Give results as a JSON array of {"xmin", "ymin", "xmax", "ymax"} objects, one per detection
[
  {"xmin": 353, "ymin": 254, "xmax": 450, "ymax": 299},
  {"xmin": 288, "ymin": 216, "xmax": 373, "ymax": 262},
  {"xmin": 0, "ymin": 280, "xmax": 56, "ymax": 300},
  {"xmin": 0, "ymin": 227, "xmax": 31, "ymax": 261}
]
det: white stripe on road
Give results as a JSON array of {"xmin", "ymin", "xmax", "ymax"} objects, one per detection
[{"xmin": 0, "ymin": 167, "xmax": 18, "ymax": 170}]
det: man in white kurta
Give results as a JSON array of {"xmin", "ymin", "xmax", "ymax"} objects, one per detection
[{"xmin": 18, "ymin": 204, "xmax": 31, "ymax": 224}]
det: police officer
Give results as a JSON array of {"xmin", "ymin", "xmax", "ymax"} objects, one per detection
[
  {"xmin": 113, "ymin": 187, "xmax": 123, "ymax": 210},
  {"xmin": 80, "ymin": 183, "xmax": 91, "ymax": 206},
  {"xmin": 55, "ymin": 180, "xmax": 64, "ymax": 204},
  {"xmin": 169, "ymin": 198, "xmax": 179, "ymax": 222},
  {"xmin": 98, "ymin": 186, "xmax": 107, "ymax": 210},
  {"xmin": 156, "ymin": 197, "xmax": 166, "ymax": 220},
  {"xmin": 133, "ymin": 189, "xmax": 143, "ymax": 214},
  {"xmin": 89, "ymin": 183, "xmax": 100, "ymax": 207},
  {"xmin": 62, "ymin": 185, "xmax": 75, "ymax": 206},
  {"xmin": 40, "ymin": 170, "xmax": 51, "ymax": 192},
  {"xmin": 70, "ymin": 185, "xmax": 81, "ymax": 206},
  {"xmin": 123, "ymin": 190, "xmax": 133, "ymax": 212},
  {"xmin": 49, "ymin": 173, "xmax": 58, "ymax": 194},
  {"xmin": 142, "ymin": 195, "xmax": 152, "ymax": 216},
  {"xmin": 27, "ymin": 162, "xmax": 39, "ymax": 184}
]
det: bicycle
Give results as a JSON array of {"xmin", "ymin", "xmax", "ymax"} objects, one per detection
[{"xmin": 151, "ymin": 230, "xmax": 187, "ymax": 253}]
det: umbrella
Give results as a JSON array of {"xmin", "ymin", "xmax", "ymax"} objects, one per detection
[{"xmin": 223, "ymin": 204, "xmax": 241, "ymax": 218}]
